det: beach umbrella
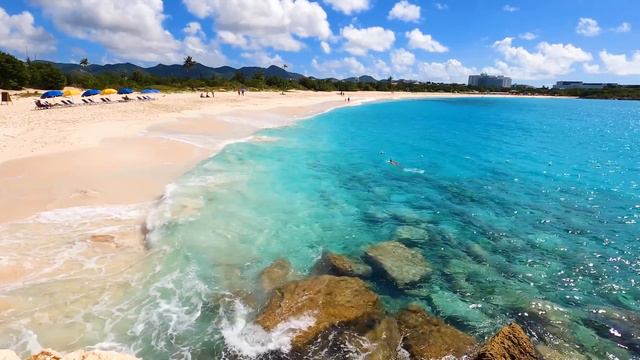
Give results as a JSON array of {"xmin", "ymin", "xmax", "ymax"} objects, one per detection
[
  {"xmin": 118, "ymin": 87, "xmax": 134, "ymax": 95},
  {"xmin": 63, "ymin": 88, "xmax": 82, "ymax": 97},
  {"xmin": 82, "ymin": 89, "xmax": 101, "ymax": 97},
  {"xmin": 141, "ymin": 88, "xmax": 160, "ymax": 94},
  {"xmin": 101, "ymin": 88, "xmax": 118, "ymax": 95},
  {"xmin": 40, "ymin": 90, "xmax": 64, "ymax": 99}
]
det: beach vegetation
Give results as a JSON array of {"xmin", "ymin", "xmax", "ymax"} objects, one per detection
[{"xmin": 0, "ymin": 51, "xmax": 29, "ymax": 90}]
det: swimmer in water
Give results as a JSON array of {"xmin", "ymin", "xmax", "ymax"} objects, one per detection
[{"xmin": 388, "ymin": 159, "xmax": 400, "ymax": 166}]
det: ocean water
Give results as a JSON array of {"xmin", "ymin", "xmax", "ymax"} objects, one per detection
[{"xmin": 4, "ymin": 97, "xmax": 640, "ymax": 359}]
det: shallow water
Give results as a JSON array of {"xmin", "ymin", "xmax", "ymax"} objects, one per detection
[{"xmin": 3, "ymin": 97, "xmax": 640, "ymax": 359}]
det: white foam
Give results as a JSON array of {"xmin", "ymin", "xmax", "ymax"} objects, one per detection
[
  {"xmin": 19, "ymin": 204, "xmax": 147, "ymax": 225},
  {"xmin": 219, "ymin": 300, "xmax": 316, "ymax": 358},
  {"xmin": 403, "ymin": 167, "xmax": 425, "ymax": 174}
]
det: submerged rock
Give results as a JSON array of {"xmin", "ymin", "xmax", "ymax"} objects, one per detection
[
  {"xmin": 30, "ymin": 349, "xmax": 62, "ymax": 360},
  {"xmin": 474, "ymin": 323, "xmax": 538, "ymax": 360},
  {"xmin": 394, "ymin": 225, "xmax": 429, "ymax": 243},
  {"xmin": 259, "ymin": 258, "xmax": 294, "ymax": 292},
  {"xmin": 314, "ymin": 252, "xmax": 372, "ymax": 278},
  {"xmin": 396, "ymin": 304, "xmax": 476, "ymax": 359},
  {"xmin": 255, "ymin": 275, "xmax": 382, "ymax": 350},
  {"xmin": 365, "ymin": 241, "xmax": 431, "ymax": 288}
]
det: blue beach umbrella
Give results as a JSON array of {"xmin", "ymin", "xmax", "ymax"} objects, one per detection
[
  {"xmin": 40, "ymin": 90, "xmax": 64, "ymax": 99},
  {"xmin": 141, "ymin": 88, "xmax": 160, "ymax": 94},
  {"xmin": 82, "ymin": 89, "xmax": 101, "ymax": 97},
  {"xmin": 118, "ymin": 87, "xmax": 134, "ymax": 94}
]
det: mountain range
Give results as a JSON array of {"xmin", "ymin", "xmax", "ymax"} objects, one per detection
[{"xmin": 41, "ymin": 61, "xmax": 381, "ymax": 83}]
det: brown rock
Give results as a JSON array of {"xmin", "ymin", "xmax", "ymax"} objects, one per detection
[
  {"xmin": 364, "ymin": 317, "xmax": 403, "ymax": 360},
  {"xmin": 89, "ymin": 235, "xmax": 115, "ymax": 243},
  {"xmin": 397, "ymin": 304, "xmax": 476, "ymax": 359},
  {"xmin": 314, "ymin": 252, "xmax": 372, "ymax": 278},
  {"xmin": 29, "ymin": 349, "xmax": 62, "ymax": 360},
  {"xmin": 475, "ymin": 323, "xmax": 538, "ymax": 360},
  {"xmin": 365, "ymin": 241, "xmax": 431, "ymax": 288},
  {"xmin": 256, "ymin": 275, "xmax": 382, "ymax": 350},
  {"xmin": 259, "ymin": 258, "xmax": 293, "ymax": 292}
]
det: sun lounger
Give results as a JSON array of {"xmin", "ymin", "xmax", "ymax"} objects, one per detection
[
  {"xmin": 101, "ymin": 98, "xmax": 109, "ymax": 103},
  {"xmin": 88, "ymin": 98, "xmax": 96, "ymax": 104},
  {"xmin": 34, "ymin": 100, "xmax": 50, "ymax": 110}
]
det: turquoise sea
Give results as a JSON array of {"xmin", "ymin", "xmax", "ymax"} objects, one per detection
[{"xmin": 38, "ymin": 98, "xmax": 640, "ymax": 359}]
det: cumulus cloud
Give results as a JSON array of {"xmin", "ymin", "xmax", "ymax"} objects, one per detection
[
  {"xmin": 181, "ymin": 22, "xmax": 227, "ymax": 66},
  {"xmin": 598, "ymin": 50, "xmax": 640, "ymax": 75},
  {"xmin": 374, "ymin": 59, "xmax": 391, "ymax": 77},
  {"xmin": 576, "ymin": 17, "xmax": 601, "ymax": 37},
  {"xmin": 418, "ymin": 59, "xmax": 475, "ymax": 83},
  {"xmin": 583, "ymin": 63, "xmax": 600, "ymax": 74},
  {"xmin": 184, "ymin": 0, "xmax": 331, "ymax": 52},
  {"xmin": 390, "ymin": 48, "xmax": 416, "ymax": 72},
  {"xmin": 312, "ymin": 56, "xmax": 366, "ymax": 78},
  {"xmin": 484, "ymin": 37, "xmax": 592, "ymax": 79},
  {"xmin": 240, "ymin": 51, "xmax": 284, "ymax": 67},
  {"xmin": 614, "ymin": 22, "xmax": 631, "ymax": 33},
  {"xmin": 388, "ymin": 1, "xmax": 421, "ymax": 22},
  {"xmin": 323, "ymin": 0, "xmax": 369, "ymax": 15},
  {"xmin": 0, "ymin": 6, "xmax": 55, "ymax": 55},
  {"xmin": 341, "ymin": 25, "xmax": 395, "ymax": 56},
  {"xmin": 519, "ymin": 32, "xmax": 537, "ymax": 41},
  {"xmin": 31, "ymin": 0, "xmax": 197, "ymax": 63},
  {"xmin": 503, "ymin": 5, "xmax": 518, "ymax": 12},
  {"xmin": 405, "ymin": 29, "xmax": 448, "ymax": 53}
]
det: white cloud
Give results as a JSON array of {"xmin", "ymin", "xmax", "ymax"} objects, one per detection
[
  {"xmin": 599, "ymin": 50, "xmax": 640, "ymax": 75},
  {"xmin": 418, "ymin": 59, "xmax": 475, "ymax": 83},
  {"xmin": 31, "ymin": 0, "xmax": 193, "ymax": 63},
  {"xmin": 181, "ymin": 22, "xmax": 227, "ymax": 67},
  {"xmin": 503, "ymin": 5, "xmax": 518, "ymax": 12},
  {"xmin": 583, "ymin": 63, "xmax": 601, "ymax": 74},
  {"xmin": 184, "ymin": 0, "xmax": 332, "ymax": 52},
  {"xmin": 240, "ymin": 51, "xmax": 284, "ymax": 67},
  {"xmin": 614, "ymin": 22, "xmax": 631, "ymax": 33},
  {"xmin": 519, "ymin": 32, "xmax": 537, "ymax": 41},
  {"xmin": 390, "ymin": 48, "xmax": 415, "ymax": 72},
  {"xmin": 374, "ymin": 59, "xmax": 391, "ymax": 77},
  {"xmin": 312, "ymin": 56, "xmax": 366, "ymax": 78},
  {"xmin": 406, "ymin": 29, "xmax": 448, "ymax": 53},
  {"xmin": 341, "ymin": 25, "xmax": 395, "ymax": 56},
  {"xmin": 484, "ymin": 37, "xmax": 592, "ymax": 79},
  {"xmin": 388, "ymin": 1, "xmax": 421, "ymax": 22},
  {"xmin": 320, "ymin": 41, "xmax": 331, "ymax": 54},
  {"xmin": 0, "ymin": 7, "xmax": 55, "ymax": 55},
  {"xmin": 323, "ymin": 0, "xmax": 369, "ymax": 15},
  {"xmin": 434, "ymin": 3, "xmax": 448, "ymax": 10},
  {"xmin": 576, "ymin": 17, "xmax": 601, "ymax": 37}
]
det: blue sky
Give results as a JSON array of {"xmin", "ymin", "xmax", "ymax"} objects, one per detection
[{"xmin": 1, "ymin": 0, "xmax": 639, "ymax": 85}]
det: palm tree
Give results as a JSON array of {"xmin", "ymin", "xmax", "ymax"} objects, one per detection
[
  {"xmin": 80, "ymin": 57, "xmax": 89, "ymax": 69},
  {"xmin": 183, "ymin": 56, "xmax": 196, "ymax": 72},
  {"xmin": 281, "ymin": 64, "xmax": 289, "ymax": 94},
  {"xmin": 183, "ymin": 56, "xmax": 197, "ymax": 91}
]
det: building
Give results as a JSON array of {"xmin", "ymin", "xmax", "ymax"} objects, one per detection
[
  {"xmin": 468, "ymin": 74, "xmax": 512, "ymax": 89},
  {"xmin": 553, "ymin": 81, "xmax": 618, "ymax": 90}
]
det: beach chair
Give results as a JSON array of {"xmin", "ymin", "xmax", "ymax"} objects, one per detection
[
  {"xmin": 88, "ymin": 98, "xmax": 97, "ymax": 104},
  {"xmin": 34, "ymin": 100, "xmax": 50, "ymax": 110},
  {"xmin": 1, "ymin": 92, "xmax": 12, "ymax": 105},
  {"xmin": 101, "ymin": 98, "xmax": 109, "ymax": 103},
  {"xmin": 82, "ymin": 99, "xmax": 90, "ymax": 105}
]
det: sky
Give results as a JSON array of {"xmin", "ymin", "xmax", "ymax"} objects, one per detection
[{"xmin": 1, "ymin": 0, "xmax": 639, "ymax": 86}]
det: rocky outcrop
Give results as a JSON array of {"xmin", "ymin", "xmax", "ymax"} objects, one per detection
[
  {"xmin": 365, "ymin": 241, "xmax": 431, "ymax": 288},
  {"xmin": 259, "ymin": 258, "xmax": 293, "ymax": 292},
  {"xmin": 255, "ymin": 275, "xmax": 382, "ymax": 350},
  {"xmin": 314, "ymin": 252, "xmax": 372, "ymax": 278},
  {"xmin": 397, "ymin": 304, "xmax": 476, "ymax": 359},
  {"xmin": 28, "ymin": 349, "xmax": 139, "ymax": 360},
  {"xmin": 364, "ymin": 317, "xmax": 403, "ymax": 360},
  {"xmin": 474, "ymin": 323, "xmax": 538, "ymax": 360}
]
